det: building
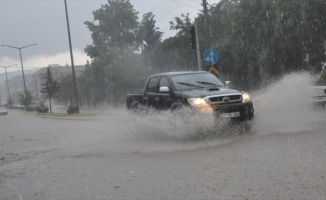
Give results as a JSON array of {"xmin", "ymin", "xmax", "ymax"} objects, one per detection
[
  {"xmin": 5, "ymin": 64, "xmax": 85, "ymax": 102},
  {"xmin": 32, "ymin": 64, "xmax": 85, "ymax": 99}
]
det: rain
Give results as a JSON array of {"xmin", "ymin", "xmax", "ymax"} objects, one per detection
[{"xmin": 1, "ymin": 0, "xmax": 326, "ymax": 200}]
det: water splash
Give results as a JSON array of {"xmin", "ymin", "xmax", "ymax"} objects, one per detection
[{"xmin": 251, "ymin": 72, "xmax": 322, "ymax": 134}]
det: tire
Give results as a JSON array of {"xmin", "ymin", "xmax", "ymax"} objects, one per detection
[
  {"xmin": 170, "ymin": 102, "xmax": 184, "ymax": 111},
  {"xmin": 131, "ymin": 101, "xmax": 141, "ymax": 113},
  {"xmin": 240, "ymin": 121, "xmax": 252, "ymax": 133},
  {"xmin": 229, "ymin": 118, "xmax": 252, "ymax": 134}
]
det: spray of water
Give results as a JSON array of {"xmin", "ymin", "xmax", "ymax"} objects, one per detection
[
  {"xmin": 250, "ymin": 72, "xmax": 323, "ymax": 134},
  {"xmin": 127, "ymin": 108, "xmax": 229, "ymax": 141}
]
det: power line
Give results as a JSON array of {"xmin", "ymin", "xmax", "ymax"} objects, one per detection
[
  {"xmin": 151, "ymin": 0, "xmax": 166, "ymax": 12},
  {"xmin": 154, "ymin": 0, "xmax": 178, "ymax": 19},
  {"xmin": 157, "ymin": 0, "xmax": 199, "ymax": 25},
  {"xmin": 160, "ymin": 2, "xmax": 200, "ymax": 39},
  {"xmin": 156, "ymin": 2, "xmax": 184, "ymax": 22},
  {"xmin": 170, "ymin": 0, "xmax": 199, "ymax": 9},
  {"xmin": 156, "ymin": 0, "xmax": 200, "ymax": 23}
]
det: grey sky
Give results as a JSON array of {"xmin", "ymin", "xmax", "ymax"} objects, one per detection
[{"xmin": 0, "ymin": 0, "xmax": 219, "ymax": 72}]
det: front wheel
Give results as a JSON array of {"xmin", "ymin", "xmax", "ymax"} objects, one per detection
[
  {"xmin": 239, "ymin": 121, "xmax": 252, "ymax": 133},
  {"xmin": 229, "ymin": 118, "xmax": 252, "ymax": 134}
]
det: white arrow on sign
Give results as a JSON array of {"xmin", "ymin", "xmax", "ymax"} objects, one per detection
[{"xmin": 205, "ymin": 50, "xmax": 215, "ymax": 65}]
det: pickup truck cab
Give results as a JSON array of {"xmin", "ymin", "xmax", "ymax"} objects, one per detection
[{"xmin": 127, "ymin": 71, "xmax": 254, "ymax": 121}]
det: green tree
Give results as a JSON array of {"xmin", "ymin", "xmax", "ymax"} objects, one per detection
[
  {"xmin": 77, "ymin": 62, "xmax": 93, "ymax": 108},
  {"xmin": 137, "ymin": 12, "xmax": 162, "ymax": 69},
  {"xmin": 87, "ymin": 56, "xmax": 109, "ymax": 107},
  {"xmin": 201, "ymin": 0, "xmax": 326, "ymax": 90},
  {"xmin": 57, "ymin": 74, "xmax": 74, "ymax": 106},
  {"xmin": 18, "ymin": 90, "xmax": 33, "ymax": 111},
  {"xmin": 103, "ymin": 54, "xmax": 152, "ymax": 103},
  {"xmin": 150, "ymin": 13, "xmax": 197, "ymax": 72},
  {"xmin": 169, "ymin": 13, "xmax": 192, "ymax": 36},
  {"xmin": 81, "ymin": 0, "xmax": 326, "ymax": 102},
  {"xmin": 40, "ymin": 67, "xmax": 60, "ymax": 113},
  {"xmin": 83, "ymin": 53, "xmax": 151, "ymax": 106},
  {"xmin": 84, "ymin": 0, "xmax": 139, "ymax": 58}
]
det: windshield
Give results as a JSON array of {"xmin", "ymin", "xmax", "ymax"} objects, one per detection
[
  {"xmin": 171, "ymin": 72, "xmax": 224, "ymax": 90},
  {"xmin": 171, "ymin": 73, "xmax": 224, "ymax": 90}
]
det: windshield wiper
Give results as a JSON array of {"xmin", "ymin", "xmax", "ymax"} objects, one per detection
[
  {"xmin": 197, "ymin": 81, "xmax": 223, "ymax": 87},
  {"xmin": 176, "ymin": 82, "xmax": 204, "ymax": 89}
]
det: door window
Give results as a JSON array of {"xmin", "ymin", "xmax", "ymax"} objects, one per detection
[
  {"xmin": 159, "ymin": 77, "xmax": 171, "ymax": 88},
  {"xmin": 147, "ymin": 77, "xmax": 159, "ymax": 92}
]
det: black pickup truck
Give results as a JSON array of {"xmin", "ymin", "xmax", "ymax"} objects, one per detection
[{"xmin": 127, "ymin": 71, "xmax": 254, "ymax": 121}]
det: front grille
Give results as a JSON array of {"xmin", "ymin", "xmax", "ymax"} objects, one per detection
[
  {"xmin": 211, "ymin": 102, "xmax": 255, "ymax": 121},
  {"xmin": 207, "ymin": 94, "xmax": 242, "ymax": 104}
]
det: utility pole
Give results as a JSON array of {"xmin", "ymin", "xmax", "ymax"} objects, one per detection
[
  {"xmin": 0, "ymin": 64, "xmax": 17, "ymax": 103},
  {"xmin": 195, "ymin": 21, "xmax": 202, "ymax": 71},
  {"xmin": 64, "ymin": 0, "xmax": 79, "ymax": 113},
  {"xmin": 202, "ymin": 0, "xmax": 209, "ymax": 25},
  {"xmin": 202, "ymin": 0, "xmax": 213, "ymax": 40}
]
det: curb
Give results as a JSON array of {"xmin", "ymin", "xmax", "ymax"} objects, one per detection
[{"xmin": 17, "ymin": 110, "xmax": 96, "ymax": 120}]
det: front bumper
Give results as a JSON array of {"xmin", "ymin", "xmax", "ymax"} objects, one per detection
[{"xmin": 212, "ymin": 101, "xmax": 254, "ymax": 121}]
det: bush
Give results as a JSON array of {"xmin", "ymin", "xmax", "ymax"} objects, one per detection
[
  {"xmin": 36, "ymin": 105, "xmax": 49, "ymax": 113},
  {"xmin": 67, "ymin": 105, "xmax": 79, "ymax": 114},
  {"xmin": 7, "ymin": 97, "xmax": 14, "ymax": 106},
  {"xmin": 26, "ymin": 106, "xmax": 36, "ymax": 112}
]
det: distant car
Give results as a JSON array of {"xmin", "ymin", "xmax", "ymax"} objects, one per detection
[{"xmin": 0, "ymin": 107, "xmax": 8, "ymax": 115}]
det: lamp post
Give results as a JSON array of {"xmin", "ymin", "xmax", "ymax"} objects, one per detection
[
  {"xmin": 1, "ymin": 44, "xmax": 36, "ymax": 94},
  {"xmin": 0, "ymin": 64, "xmax": 17, "ymax": 102}
]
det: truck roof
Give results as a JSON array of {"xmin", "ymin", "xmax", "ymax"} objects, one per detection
[{"xmin": 150, "ymin": 71, "xmax": 208, "ymax": 77}]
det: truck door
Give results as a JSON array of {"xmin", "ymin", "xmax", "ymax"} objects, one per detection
[
  {"xmin": 144, "ymin": 76, "xmax": 160, "ymax": 108},
  {"xmin": 157, "ymin": 77, "xmax": 173, "ymax": 110}
]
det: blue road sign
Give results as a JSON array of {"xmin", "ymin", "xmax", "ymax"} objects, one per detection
[{"xmin": 203, "ymin": 49, "xmax": 218, "ymax": 66}]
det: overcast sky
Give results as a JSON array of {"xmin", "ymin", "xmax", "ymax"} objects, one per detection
[{"xmin": 0, "ymin": 0, "xmax": 220, "ymax": 73}]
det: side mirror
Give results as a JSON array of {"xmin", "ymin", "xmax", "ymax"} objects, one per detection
[
  {"xmin": 225, "ymin": 81, "xmax": 231, "ymax": 86},
  {"xmin": 159, "ymin": 86, "xmax": 170, "ymax": 93}
]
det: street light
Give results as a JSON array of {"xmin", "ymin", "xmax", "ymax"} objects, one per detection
[
  {"xmin": 1, "ymin": 43, "xmax": 36, "ymax": 94},
  {"xmin": 0, "ymin": 64, "xmax": 17, "ymax": 103}
]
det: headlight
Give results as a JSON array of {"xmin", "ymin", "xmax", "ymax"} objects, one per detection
[
  {"xmin": 187, "ymin": 98, "xmax": 209, "ymax": 107},
  {"xmin": 242, "ymin": 92, "xmax": 250, "ymax": 103}
]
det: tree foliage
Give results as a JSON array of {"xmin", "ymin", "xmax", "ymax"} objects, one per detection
[
  {"xmin": 84, "ymin": 0, "xmax": 139, "ymax": 58},
  {"xmin": 138, "ymin": 12, "xmax": 162, "ymax": 54},
  {"xmin": 150, "ymin": 13, "xmax": 197, "ymax": 72},
  {"xmin": 40, "ymin": 67, "xmax": 60, "ymax": 113},
  {"xmin": 138, "ymin": 12, "xmax": 162, "ymax": 69},
  {"xmin": 200, "ymin": 0, "xmax": 326, "ymax": 89},
  {"xmin": 18, "ymin": 89, "xmax": 33, "ymax": 110},
  {"xmin": 57, "ymin": 74, "xmax": 74, "ymax": 106},
  {"xmin": 65, "ymin": 0, "xmax": 326, "ymax": 107}
]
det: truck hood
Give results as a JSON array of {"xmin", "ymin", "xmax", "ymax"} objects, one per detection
[{"xmin": 174, "ymin": 87, "xmax": 242, "ymax": 98}]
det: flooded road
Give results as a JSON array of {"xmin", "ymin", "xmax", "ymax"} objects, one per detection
[{"xmin": 1, "ymin": 73, "xmax": 326, "ymax": 200}]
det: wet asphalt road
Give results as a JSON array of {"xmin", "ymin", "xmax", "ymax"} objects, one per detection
[{"xmin": 0, "ymin": 107, "xmax": 325, "ymax": 200}]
